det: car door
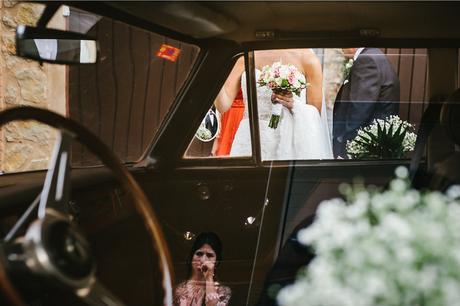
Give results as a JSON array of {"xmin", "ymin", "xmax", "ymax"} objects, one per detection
[
  {"xmin": 137, "ymin": 44, "xmax": 433, "ymax": 305},
  {"xmin": 137, "ymin": 50, "xmax": 287, "ymax": 305}
]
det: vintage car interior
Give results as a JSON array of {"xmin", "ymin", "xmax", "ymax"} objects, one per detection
[{"xmin": 0, "ymin": 1, "xmax": 459, "ymax": 305}]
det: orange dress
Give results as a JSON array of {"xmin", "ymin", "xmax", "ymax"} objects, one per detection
[{"xmin": 215, "ymin": 89, "xmax": 245, "ymax": 156}]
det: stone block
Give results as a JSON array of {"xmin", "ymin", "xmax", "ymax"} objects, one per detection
[
  {"xmin": 3, "ymin": 122, "xmax": 55, "ymax": 172},
  {"xmin": 2, "ymin": 34, "xmax": 16, "ymax": 55},
  {"xmin": 15, "ymin": 67, "xmax": 46, "ymax": 103},
  {"xmin": 15, "ymin": 3, "xmax": 43, "ymax": 26},
  {"xmin": 4, "ymin": 142, "xmax": 51, "ymax": 172},
  {"xmin": 3, "ymin": 0, "xmax": 18, "ymax": 8},
  {"xmin": 4, "ymin": 143, "xmax": 31, "ymax": 171},
  {"xmin": 4, "ymin": 85, "xmax": 18, "ymax": 105},
  {"xmin": 5, "ymin": 121, "xmax": 52, "ymax": 143},
  {"xmin": 4, "ymin": 53, "xmax": 22, "ymax": 69},
  {"xmin": 2, "ymin": 13, "xmax": 16, "ymax": 28}
]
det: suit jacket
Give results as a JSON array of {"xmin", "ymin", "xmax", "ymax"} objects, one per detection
[
  {"xmin": 333, "ymin": 48, "xmax": 400, "ymax": 158},
  {"xmin": 205, "ymin": 112, "xmax": 218, "ymax": 136}
]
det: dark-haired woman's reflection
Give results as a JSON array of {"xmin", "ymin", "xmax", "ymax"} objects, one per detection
[{"xmin": 174, "ymin": 232, "xmax": 231, "ymax": 306}]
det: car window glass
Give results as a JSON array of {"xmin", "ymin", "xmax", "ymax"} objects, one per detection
[
  {"xmin": 67, "ymin": 8, "xmax": 200, "ymax": 166},
  {"xmin": 0, "ymin": 4, "xmax": 199, "ymax": 173},
  {"xmin": 48, "ymin": 6, "xmax": 102, "ymax": 34},
  {"xmin": 185, "ymin": 48, "xmax": 430, "ymax": 162},
  {"xmin": 185, "ymin": 56, "xmax": 251, "ymax": 158}
]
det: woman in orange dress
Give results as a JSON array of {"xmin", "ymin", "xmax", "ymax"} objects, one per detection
[{"xmin": 214, "ymin": 89, "xmax": 244, "ymax": 156}]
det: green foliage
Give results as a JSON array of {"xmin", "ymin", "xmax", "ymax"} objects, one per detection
[
  {"xmin": 269, "ymin": 115, "xmax": 280, "ymax": 129},
  {"xmin": 350, "ymin": 120, "xmax": 408, "ymax": 159}
]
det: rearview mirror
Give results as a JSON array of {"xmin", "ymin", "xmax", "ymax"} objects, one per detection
[{"xmin": 16, "ymin": 25, "xmax": 97, "ymax": 64}]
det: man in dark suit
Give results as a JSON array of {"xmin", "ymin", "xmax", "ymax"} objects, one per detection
[
  {"xmin": 205, "ymin": 110, "xmax": 219, "ymax": 138},
  {"xmin": 333, "ymin": 48, "xmax": 400, "ymax": 158}
]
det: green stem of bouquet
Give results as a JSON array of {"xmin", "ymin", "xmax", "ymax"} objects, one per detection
[{"xmin": 269, "ymin": 115, "xmax": 280, "ymax": 129}]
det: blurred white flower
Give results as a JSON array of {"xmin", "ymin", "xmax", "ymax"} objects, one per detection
[
  {"xmin": 278, "ymin": 169, "xmax": 460, "ymax": 306},
  {"xmin": 390, "ymin": 178, "xmax": 407, "ymax": 193},
  {"xmin": 447, "ymin": 185, "xmax": 460, "ymax": 199},
  {"xmin": 395, "ymin": 166, "xmax": 409, "ymax": 178}
]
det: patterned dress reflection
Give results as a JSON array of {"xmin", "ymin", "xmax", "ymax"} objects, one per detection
[{"xmin": 173, "ymin": 232, "xmax": 231, "ymax": 306}]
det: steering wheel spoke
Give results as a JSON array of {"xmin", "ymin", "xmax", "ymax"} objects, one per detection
[
  {"xmin": 0, "ymin": 107, "xmax": 173, "ymax": 306},
  {"xmin": 38, "ymin": 131, "xmax": 73, "ymax": 219},
  {"xmin": 76, "ymin": 279, "xmax": 126, "ymax": 306}
]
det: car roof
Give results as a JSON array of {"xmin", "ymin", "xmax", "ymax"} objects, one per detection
[{"xmin": 103, "ymin": 1, "xmax": 460, "ymax": 42}]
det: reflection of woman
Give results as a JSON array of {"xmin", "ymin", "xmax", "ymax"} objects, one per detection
[
  {"xmin": 215, "ymin": 49, "xmax": 333, "ymax": 160},
  {"xmin": 174, "ymin": 232, "xmax": 231, "ymax": 306}
]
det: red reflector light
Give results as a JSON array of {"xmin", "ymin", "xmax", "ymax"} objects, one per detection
[{"xmin": 156, "ymin": 44, "xmax": 181, "ymax": 62}]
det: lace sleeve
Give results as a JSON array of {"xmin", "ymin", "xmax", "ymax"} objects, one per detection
[
  {"xmin": 173, "ymin": 282, "xmax": 187, "ymax": 306},
  {"xmin": 216, "ymin": 285, "xmax": 231, "ymax": 306}
]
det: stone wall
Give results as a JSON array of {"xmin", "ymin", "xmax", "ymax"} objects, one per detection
[
  {"xmin": 323, "ymin": 48, "xmax": 346, "ymax": 110},
  {"xmin": 0, "ymin": 1, "xmax": 66, "ymax": 173}
]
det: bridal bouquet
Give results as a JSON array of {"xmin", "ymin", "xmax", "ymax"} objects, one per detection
[
  {"xmin": 278, "ymin": 166, "xmax": 460, "ymax": 306},
  {"xmin": 258, "ymin": 62, "xmax": 308, "ymax": 129},
  {"xmin": 346, "ymin": 115, "xmax": 417, "ymax": 159}
]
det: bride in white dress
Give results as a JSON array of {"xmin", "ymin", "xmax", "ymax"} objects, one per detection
[{"xmin": 215, "ymin": 49, "xmax": 333, "ymax": 160}]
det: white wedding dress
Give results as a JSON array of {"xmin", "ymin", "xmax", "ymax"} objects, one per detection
[{"xmin": 230, "ymin": 69, "xmax": 333, "ymax": 160}]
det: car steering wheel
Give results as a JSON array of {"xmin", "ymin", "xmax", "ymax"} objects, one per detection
[{"xmin": 0, "ymin": 107, "xmax": 173, "ymax": 306}]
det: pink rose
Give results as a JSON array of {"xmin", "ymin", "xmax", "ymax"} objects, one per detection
[{"xmin": 288, "ymin": 73, "xmax": 295, "ymax": 85}]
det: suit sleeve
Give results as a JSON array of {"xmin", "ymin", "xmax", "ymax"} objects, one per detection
[{"xmin": 344, "ymin": 55, "xmax": 380, "ymax": 140}]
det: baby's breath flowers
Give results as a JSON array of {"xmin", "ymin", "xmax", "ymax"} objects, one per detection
[
  {"xmin": 346, "ymin": 115, "xmax": 417, "ymax": 159},
  {"xmin": 195, "ymin": 124, "xmax": 212, "ymax": 141},
  {"xmin": 278, "ymin": 167, "xmax": 460, "ymax": 306}
]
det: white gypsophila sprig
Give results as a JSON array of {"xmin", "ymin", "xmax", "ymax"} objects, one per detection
[
  {"xmin": 278, "ymin": 166, "xmax": 460, "ymax": 306},
  {"xmin": 196, "ymin": 124, "xmax": 212, "ymax": 141},
  {"xmin": 346, "ymin": 115, "xmax": 417, "ymax": 159}
]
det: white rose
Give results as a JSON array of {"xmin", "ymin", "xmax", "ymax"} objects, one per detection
[
  {"xmin": 275, "ymin": 77, "xmax": 283, "ymax": 86},
  {"xmin": 279, "ymin": 65, "xmax": 290, "ymax": 79}
]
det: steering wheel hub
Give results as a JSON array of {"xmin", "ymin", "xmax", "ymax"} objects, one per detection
[{"xmin": 22, "ymin": 210, "xmax": 95, "ymax": 288}]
